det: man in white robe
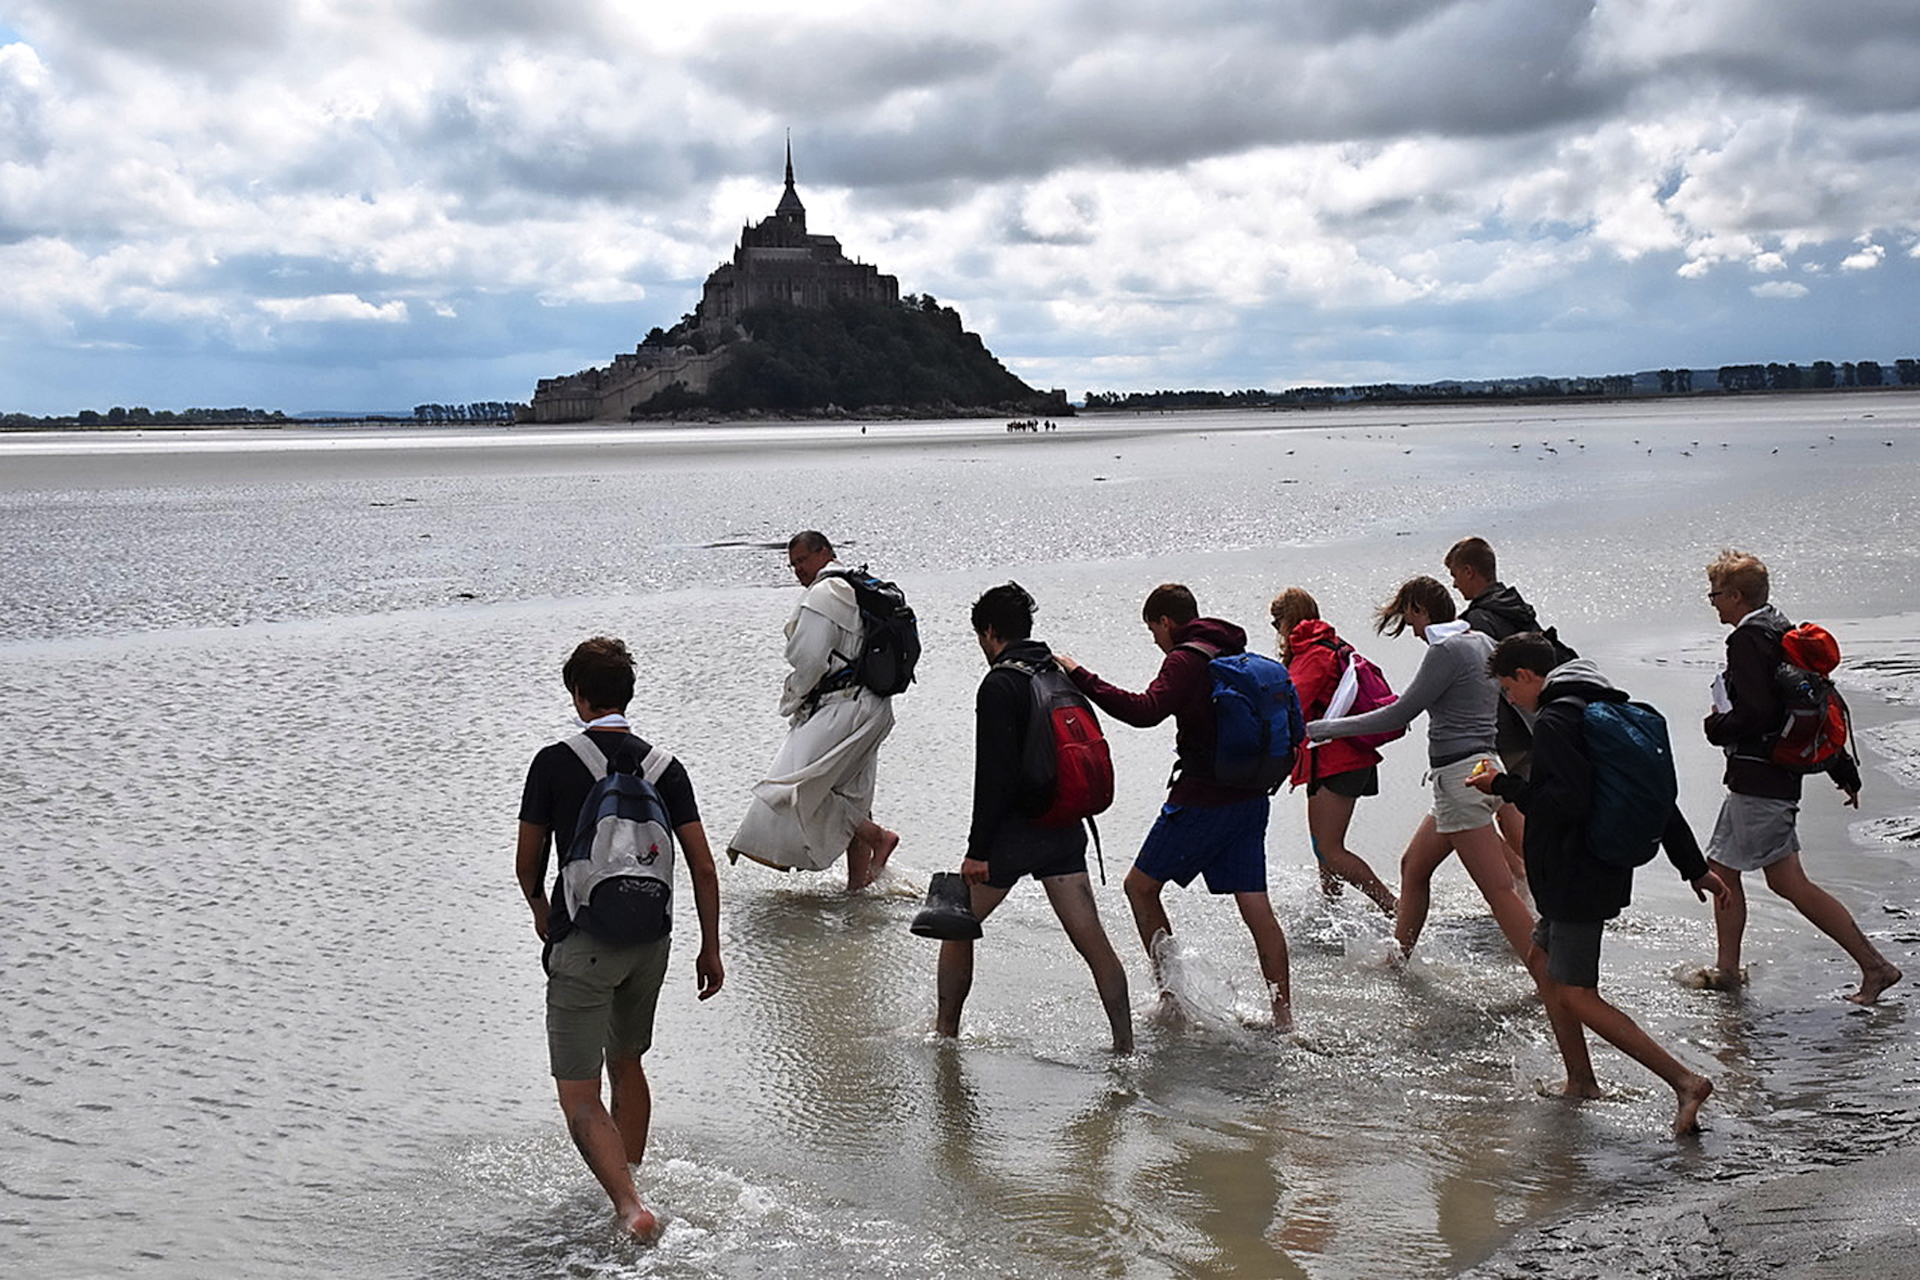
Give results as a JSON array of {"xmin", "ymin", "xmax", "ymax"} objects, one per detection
[{"xmin": 728, "ymin": 530, "xmax": 900, "ymax": 890}]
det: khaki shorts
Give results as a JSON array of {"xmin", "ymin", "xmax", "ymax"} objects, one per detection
[
  {"xmin": 1706, "ymin": 793, "xmax": 1800, "ymax": 873},
  {"xmin": 1430, "ymin": 754, "xmax": 1503, "ymax": 834},
  {"xmin": 545, "ymin": 928, "xmax": 672, "ymax": 1080}
]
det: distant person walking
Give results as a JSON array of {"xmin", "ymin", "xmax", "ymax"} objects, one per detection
[
  {"xmin": 1469, "ymin": 633, "xmax": 1728, "ymax": 1135},
  {"xmin": 514, "ymin": 636, "xmax": 724, "ymax": 1239},
  {"xmin": 934, "ymin": 583, "xmax": 1134, "ymax": 1052},
  {"xmin": 1270, "ymin": 587, "xmax": 1397, "ymax": 915},
  {"xmin": 728, "ymin": 530, "xmax": 902, "ymax": 891},
  {"xmin": 1696, "ymin": 550, "xmax": 1901, "ymax": 1003},
  {"xmin": 1060, "ymin": 584, "xmax": 1294, "ymax": 1030},
  {"xmin": 1307, "ymin": 576, "xmax": 1535, "ymax": 962}
]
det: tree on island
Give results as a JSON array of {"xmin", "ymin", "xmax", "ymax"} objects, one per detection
[{"xmin": 633, "ymin": 294, "xmax": 1041, "ymax": 415}]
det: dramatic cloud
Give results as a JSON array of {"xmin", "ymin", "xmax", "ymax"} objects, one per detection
[{"xmin": 1, "ymin": 0, "xmax": 1917, "ymax": 413}]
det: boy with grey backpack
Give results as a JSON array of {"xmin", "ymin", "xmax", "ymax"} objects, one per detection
[{"xmin": 514, "ymin": 636, "xmax": 724, "ymax": 1238}]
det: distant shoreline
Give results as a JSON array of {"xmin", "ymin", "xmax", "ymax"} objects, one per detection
[{"xmin": 7, "ymin": 380, "xmax": 1918, "ymax": 434}]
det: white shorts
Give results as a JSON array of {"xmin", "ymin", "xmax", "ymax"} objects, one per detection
[{"xmin": 1431, "ymin": 754, "xmax": 1503, "ymax": 834}]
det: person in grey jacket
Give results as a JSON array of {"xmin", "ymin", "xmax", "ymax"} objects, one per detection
[{"xmin": 1307, "ymin": 576, "xmax": 1534, "ymax": 961}]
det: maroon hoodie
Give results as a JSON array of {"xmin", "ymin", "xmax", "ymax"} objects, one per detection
[{"xmin": 1069, "ymin": 617, "xmax": 1265, "ymax": 807}]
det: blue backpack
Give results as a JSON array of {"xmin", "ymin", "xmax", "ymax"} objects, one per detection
[
  {"xmin": 1579, "ymin": 699, "xmax": 1678, "ymax": 868},
  {"xmin": 1185, "ymin": 644, "xmax": 1305, "ymax": 793}
]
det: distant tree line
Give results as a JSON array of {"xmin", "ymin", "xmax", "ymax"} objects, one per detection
[
  {"xmin": 1712, "ymin": 360, "xmax": 1914, "ymax": 391},
  {"xmin": 412, "ymin": 402, "xmax": 520, "ymax": 423},
  {"xmin": 2, "ymin": 406, "xmax": 289, "ymax": 429},
  {"xmin": 1085, "ymin": 376, "xmax": 1637, "ymax": 410},
  {"xmin": 1085, "ymin": 356, "xmax": 1920, "ymax": 411}
]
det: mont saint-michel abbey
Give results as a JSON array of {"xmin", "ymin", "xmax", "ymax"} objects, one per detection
[
  {"xmin": 529, "ymin": 148, "xmax": 899, "ymax": 422},
  {"xmin": 701, "ymin": 146, "xmax": 898, "ymax": 321}
]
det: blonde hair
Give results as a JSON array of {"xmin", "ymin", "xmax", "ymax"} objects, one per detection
[
  {"xmin": 1269, "ymin": 587, "xmax": 1320, "ymax": 660},
  {"xmin": 1707, "ymin": 548, "xmax": 1769, "ymax": 606}
]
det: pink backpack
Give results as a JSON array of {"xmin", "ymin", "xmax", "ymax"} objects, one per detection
[{"xmin": 1319, "ymin": 638, "xmax": 1404, "ymax": 753}]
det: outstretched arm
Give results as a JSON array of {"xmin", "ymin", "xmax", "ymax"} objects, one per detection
[
  {"xmin": 1311, "ymin": 642, "xmax": 1447, "ymax": 741},
  {"xmin": 1067, "ymin": 648, "xmax": 1207, "ymax": 729},
  {"xmin": 676, "ymin": 820, "xmax": 725, "ymax": 1000}
]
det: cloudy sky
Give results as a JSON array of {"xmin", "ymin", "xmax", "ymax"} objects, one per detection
[{"xmin": 3, "ymin": 0, "xmax": 1917, "ymax": 415}]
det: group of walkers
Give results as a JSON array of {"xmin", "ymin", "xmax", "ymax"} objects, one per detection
[{"xmin": 510, "ymin": 530, "xmax": 1902, "ymax": 1237}]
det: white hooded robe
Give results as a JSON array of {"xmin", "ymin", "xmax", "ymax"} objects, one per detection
[{"xmin": 727, "ymin": 564, "xmax": 895, "ymax": 870}]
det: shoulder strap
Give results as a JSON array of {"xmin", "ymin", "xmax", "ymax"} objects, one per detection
[
  {"xmin": 1177, "ymin": 639, "xmax": 1220, "ymax": 658},
  {"xmin": 564, "ymin": 733, "xmax": 609, "ymax": 780},
  {"xmin": 639, "ymin": 744, "xmax": 674, "ymax": 785},
  {"xmin": 990, "ymin": 656, "xmax": 1043, "ymax": 677}
]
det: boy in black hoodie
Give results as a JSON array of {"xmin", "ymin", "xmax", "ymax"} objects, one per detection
[
  {"xmin": 1469, "ymin": 634, "xmax": 1728, "ymax": 1135},
  {"xmin": 936, "ymin": 582, "xmax": 1134, "ymax": 1052}
]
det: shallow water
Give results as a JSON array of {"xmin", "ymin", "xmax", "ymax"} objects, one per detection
[{"xmin": 2, "ymin": 397, "xmax": 1916, "ymax": 1278}]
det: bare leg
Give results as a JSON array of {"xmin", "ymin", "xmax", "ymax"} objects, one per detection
[
  {"xmin": 1394, "ymin": 815, "xmax": 1452, "ymax": 956},
  {"xmin": 934, "ymin": 882, "xmax": 1010, "ymax": 1037},
  {"xmin": 1042, "ymin": 873, "xmax": 1135, "ymax": 1052},
  {"xmin": 1527, "ymin": 948, "xmax": 1601, "ymax": 1097},
  {"xmin": 1495, "ymin": 801, "xmax": 1530, "ymax": 895},
  {"xmin": 606, "ymin": 1054, "xmax": 652, "ymax": 1165},
  {"xmin": 1307, "ymin": 789, "xmax": 1396, "ymax": 916},
  {"xmin": 556, "ymin": 1075, "xmax": 659, "ymax": 1240},
  {"xmin": 1558, "ymin": 984, "xmax": 1714, "ymax": 1135},
  {"xmin": 1123, "ymin": 867, "xmax": 1176, "ymax": 995},
  {"xmin": 844, "ymin": 819, "xmax": 900, "ymax": 891},
  {"xmin": 1449, "ymin": 823, "xmax": 1537, "ymax": 962},
  {"xmin": 1701, "ymin": 859, "xmax": 1747, "ymax": 989},
  {"xmin": 1762, "ymin": 853, "xmax": 1903, "ymax": 1003},
  {"xmin": 844, "ymin": 841, "xmax": 872, "ymax": 891},
  {"xmin": 1234, "ymin": 890, "xmax": 1293, "ymax": 1031}
]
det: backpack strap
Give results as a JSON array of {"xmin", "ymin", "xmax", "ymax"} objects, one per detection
[
  {"xmin": 564, "ymin": 733, "xmax": 609, "ymax": 780},
  {"xmin": 639, "ymin": 744, "xmax": 675, "ymax": 785},
  {"xmin": 567, "ymin": 733, "xmax": 673, "ymax": 785}
]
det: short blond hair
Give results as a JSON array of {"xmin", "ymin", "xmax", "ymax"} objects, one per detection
[{"xmin": 1707, "ymin": 549, "xmax": 1769, "ymax": 606}]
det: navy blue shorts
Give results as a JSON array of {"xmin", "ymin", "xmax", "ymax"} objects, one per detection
[{"xmin": 1133, "ymin": 795, "xmax": 1270, "ymax": 894}]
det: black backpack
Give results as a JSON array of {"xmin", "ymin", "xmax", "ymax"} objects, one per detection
[{"xmin": 814, "ymin": 566, "xmax": 920, "ymax": 698}]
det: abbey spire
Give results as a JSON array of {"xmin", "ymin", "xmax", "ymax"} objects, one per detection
[{"xmin": 774, "ymin": 133, "xmax": 806, "ymax": 232}]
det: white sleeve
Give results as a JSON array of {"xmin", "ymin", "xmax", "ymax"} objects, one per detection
[{"xmin": 779, "ymin": 580, "xmax": 860, "ymax": 716}]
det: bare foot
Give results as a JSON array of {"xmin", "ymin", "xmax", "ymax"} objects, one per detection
[
  {"xmin": 871, "ymin": 828, "xmax": 900, "ymax": 875},
  {"xmin": 619, "ymin": 1203, "xmax": 662, "ymax": 1243},
  {"xmin": 1689, "ymin": 966, "xmax": 1744, "ymax": 992},
  {"xmin": 1271, "ymin": 1000, "xmax": 1294, "ymax": 1034},
  {"xmin": 1318, "ymin": 870, "xmax": 1342, "ymax": 899},
  {"xmin": 1846, "ymin": 962, "xmax": 1903, "ymax": 1005},
  {"xmin": 1148, "ymin": 989, "xmax": 1188, "ymax": 1027},
  {"xmin": 1536, "ymin": 1077, "xmax": 1606, "ymax": 1100},
  {"xmin": 1673, "ymin": 1073, "xmax": 1713, "ymax": 1136}
]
